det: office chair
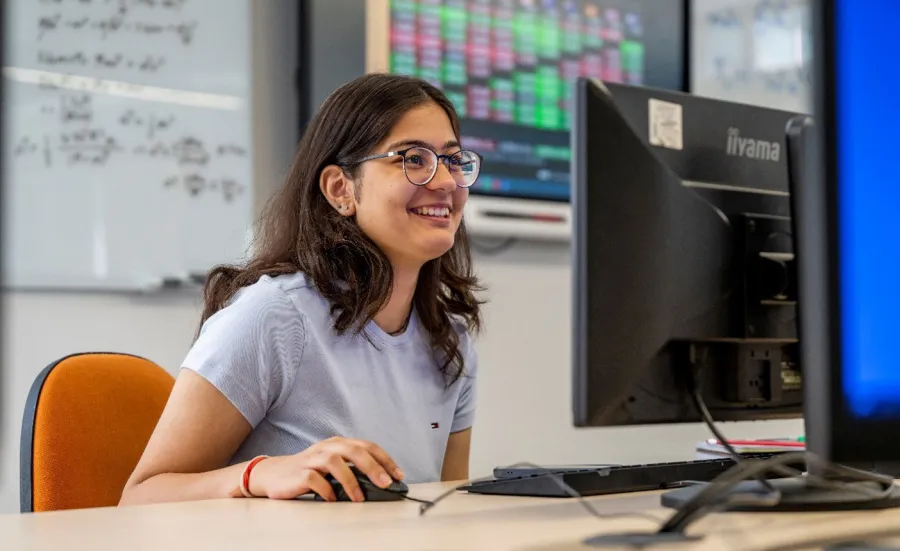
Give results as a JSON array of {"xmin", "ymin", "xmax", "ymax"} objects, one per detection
[{"xmin": 20, "ymin": 352, "xmax": 175, "ymax": 513}]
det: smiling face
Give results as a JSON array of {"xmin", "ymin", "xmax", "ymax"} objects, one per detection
[{"xmin": 321, "ymin": 101, "xmax": 470, "ymax": 269}]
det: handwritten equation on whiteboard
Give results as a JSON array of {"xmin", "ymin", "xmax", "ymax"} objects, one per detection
[
  {"xmin": 692, "ymin": 0, "xmax": 812, "ymax": 112},
  {"xmin": 35, "ymin": 0, "xmax": 193, "ymax": 71},
  {"xmin": 5, "ymin": 0, "xmax": 249, "ymax": 203},
  {"xmin": 2, "ymin": 0, "xmax": 253, "ymax": 289},
  {"xmin": 10, "ymin": 94, "xmax": 248, "ymax": 202},
  {"xmin": 37, "ymin": 0, "xmax": 196, "ymax": 45}
]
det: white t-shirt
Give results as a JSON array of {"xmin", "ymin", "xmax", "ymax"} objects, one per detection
[{"xmin": 182, "ymin": 272, "xmax": 477, "ymax": 483}]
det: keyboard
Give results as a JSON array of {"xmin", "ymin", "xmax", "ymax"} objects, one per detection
[{"xmin": 459, "ymin": 454, "xmax": 793, "ymax": 498}]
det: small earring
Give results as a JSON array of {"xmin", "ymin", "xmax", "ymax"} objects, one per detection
[{"xmin": 339, "ymin": 204, "xmax": 348, "ymax": 212}]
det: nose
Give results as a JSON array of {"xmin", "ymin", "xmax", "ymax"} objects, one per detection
[{"xmin": 425, "ymin": 160, "xmax": 457, "ymax": 194}]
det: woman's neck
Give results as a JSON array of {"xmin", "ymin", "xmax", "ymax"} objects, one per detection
[{"xmin": 373, "ymin": 264, "xmax": 419, "ymax": 335}]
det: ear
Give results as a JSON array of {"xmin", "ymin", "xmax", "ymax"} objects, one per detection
[{"xmin": 319, "ymin": 164, "xmax": 357, "ymax": 217}]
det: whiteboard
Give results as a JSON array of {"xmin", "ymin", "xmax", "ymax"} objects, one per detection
[
  {"xmin": 2, "ymin": 0, "xmax": 254, "ymax": 291},
  {"xmin": 691, "ymin": 0, "xmax": 812, "ymax": 114}
]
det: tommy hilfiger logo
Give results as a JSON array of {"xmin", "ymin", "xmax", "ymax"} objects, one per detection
[{"xmin": 430, "ymin": 422, "xmax": 439, "ymax": 429}]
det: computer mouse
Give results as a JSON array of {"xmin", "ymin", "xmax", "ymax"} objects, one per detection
[{"xmin": 316, "ymin": 465, "xmax": 409, "ymax": 502}]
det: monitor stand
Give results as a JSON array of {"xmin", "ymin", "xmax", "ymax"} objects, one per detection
[{"xmin": 660, "ymin": 476, "xmax": 900, "ymax": 512}]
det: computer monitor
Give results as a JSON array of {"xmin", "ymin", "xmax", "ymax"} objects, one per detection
[
  {"xmin": 798, "ymin": 0, "xmax": 900, "ymax": 472},
  {"xmin": 571, "ymin": 78, "xmax": 807, "ymax": 428}
]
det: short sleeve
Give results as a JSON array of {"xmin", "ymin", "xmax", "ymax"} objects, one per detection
[
  {"xmin": 451, "ymin": 335, "xmax": 478, "ymax": 433},
  {"xmin": 182, "ymin": 280, "xmax": 307, "ymax": 428}
]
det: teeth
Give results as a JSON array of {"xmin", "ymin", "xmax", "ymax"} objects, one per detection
[{"xmin": 413, "ymin": 206, "xmax": 450, "ymax": 218}]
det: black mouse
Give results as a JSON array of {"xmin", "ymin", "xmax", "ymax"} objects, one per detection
[{"xmin": 316, "ymin": 465, "xmax": 409, "ymax": 502}]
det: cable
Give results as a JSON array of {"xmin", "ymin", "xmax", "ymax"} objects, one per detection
[
  {"xmin": 652, "ymin": 352, "xmax": 898, "ymax": 536},
  {"xmin": 413, "ymin": 455, "xmax": 898, "ymax": 547},
  {"xmin": 415, "ymin": 473, "xmax": 494, "ymax": 515},
  {"xmin": 417, "ymin": 462, "xmax": 662, "ymax": 525},
  {"xmin": 687, "ymin": 365, "xmax": 782, "ymax": 498},
  {"xmin": 399, "ymin": 494, "xmax": 435, "ymax": 506},
  {"xmin": 657, "ymin": 452, "xmax": 809, "ymax": 534},
  {"xmin": 656, "ymin": 451, "xmax": 897, "ymax": 536}
]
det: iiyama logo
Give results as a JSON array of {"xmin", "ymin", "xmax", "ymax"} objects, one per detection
[{"xmin": 726, "ymin": 127, "xmax": 781, "ymax": 162}]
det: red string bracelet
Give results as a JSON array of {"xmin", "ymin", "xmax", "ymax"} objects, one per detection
[{"xmin": 239, "ymin": 455, "xmax": 269, "ymax": 498}]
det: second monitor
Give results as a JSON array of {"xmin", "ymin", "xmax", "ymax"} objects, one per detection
[{"xmin": 572, "ymin": 78, "xmax": 809, "ymax": 427}]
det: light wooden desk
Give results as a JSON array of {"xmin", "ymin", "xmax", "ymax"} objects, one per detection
[{"xmin": 4, "ymin": 482, "xmax": 900, "ymax": 551}]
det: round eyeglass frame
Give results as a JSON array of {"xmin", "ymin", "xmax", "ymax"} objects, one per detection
[{"xmin": 350, "ymin": 146, "xmax": 483, "ymax": 188}]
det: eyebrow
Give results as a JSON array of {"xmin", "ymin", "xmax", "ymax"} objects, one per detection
[{"xmin": 383, "ymin": 139, "xmax": 461, "ymax": 153}]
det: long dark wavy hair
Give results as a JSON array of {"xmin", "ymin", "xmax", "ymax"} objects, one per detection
[{"xmin": 198, "ymin": 73, "xmax": 484, "ymax": 384}]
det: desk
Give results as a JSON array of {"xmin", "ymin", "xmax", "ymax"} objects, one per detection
[{"xmin": 4, "ymin": 482, "xmax": 900, "ymax": 550}]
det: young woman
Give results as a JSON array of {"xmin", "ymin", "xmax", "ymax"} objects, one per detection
[{"xmin": 120, "ymin": 73, "xmax": 484, "ymax": 505}]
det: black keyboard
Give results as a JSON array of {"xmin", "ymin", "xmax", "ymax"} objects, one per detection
[{"xmin": 460, "ymin": 454, "xmax": 791, "ymax": 498}]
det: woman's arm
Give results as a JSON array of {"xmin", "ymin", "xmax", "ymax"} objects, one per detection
[
  {"xmin": 440, "ymin": 427, "xmax": 472, "ymax": 481},
  {"xmin": 120, "ymin": 369, "xmax": 403, "ymax": 505},
  {"xmin": 120, "ymin": 369, "xmax": 258, "ymax": 505}
]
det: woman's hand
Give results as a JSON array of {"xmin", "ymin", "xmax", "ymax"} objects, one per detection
[{"xmin": 247, "ymin": 437, "xmax": 405, "ymax": 502}]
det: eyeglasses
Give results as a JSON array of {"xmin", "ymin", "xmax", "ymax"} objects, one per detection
[{"xmin": 353, "ymin": 146, "xmax": 482, "ymax": 188}]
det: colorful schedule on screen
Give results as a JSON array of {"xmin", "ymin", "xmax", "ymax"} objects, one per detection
[{"xmin": 388, "ymin": 0, "xmax": 683, "ymax": 202}]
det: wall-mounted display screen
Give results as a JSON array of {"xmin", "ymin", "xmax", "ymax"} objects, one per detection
[{"xmin": 388, "ymin": 0, "xmax": 686, "ymax": 201}]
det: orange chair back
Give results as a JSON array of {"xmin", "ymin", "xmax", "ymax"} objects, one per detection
[{"xmin": 21, "ymin": 352, "xmax": 174, "ymax": 512}]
